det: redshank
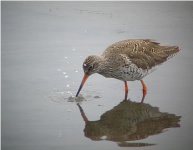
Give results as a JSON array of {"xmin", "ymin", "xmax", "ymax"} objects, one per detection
[{"xmin": 75, "ymin": 39, "xmax": 180, "ymax": 102}]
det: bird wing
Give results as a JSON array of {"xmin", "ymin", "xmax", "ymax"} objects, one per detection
[{"xmin": 103, "ymin": 39, "xmax": 180, "ymax": 70}]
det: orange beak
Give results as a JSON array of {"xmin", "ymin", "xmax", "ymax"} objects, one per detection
[{"xmin": 76, "ymin": 74, "xmax": 89, "ymax": 97}]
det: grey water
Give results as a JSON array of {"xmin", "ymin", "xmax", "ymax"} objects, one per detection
[{"xmin": 1, "ymin": 2, "xmax": 193, "ymax": 150}]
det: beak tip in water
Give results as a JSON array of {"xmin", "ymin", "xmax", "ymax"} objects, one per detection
[{"xmin": 75, "ymin": 74, "xmax": 89, "ymax": 98}]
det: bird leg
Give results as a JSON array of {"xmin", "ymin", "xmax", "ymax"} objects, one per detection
[
  {"xmin": 140, "ymin": 80, "xmax": 147, "ymax": 103},
  {"xmin": 124, "ymin": 81, "xmax": 128, "ymax": 101}
]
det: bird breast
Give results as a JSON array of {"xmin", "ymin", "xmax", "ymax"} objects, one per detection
[
  {"xmin": 118, "ymin": 64, "xmax": 149, "ymax": 81},
  {"xmin": 98, "ymin": 62, "xmax": 151, "ymax": 81}
]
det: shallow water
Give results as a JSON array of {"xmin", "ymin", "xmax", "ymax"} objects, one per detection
[{"xmin": 2, "ymin": 2, "xmax": 193, "ymax": 150}]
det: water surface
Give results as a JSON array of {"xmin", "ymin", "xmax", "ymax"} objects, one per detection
[{"xmin": 2, "ymin": 2, "xmax": 193, "ymax": 150}]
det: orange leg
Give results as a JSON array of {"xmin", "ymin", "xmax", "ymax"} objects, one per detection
[
  {"xmin": 124, "ymin": 81, "xmax": 128, "ymax": 101},
  {"xmin": 140, "ymin": 80, "xmax": 147, "ymax": 103}
]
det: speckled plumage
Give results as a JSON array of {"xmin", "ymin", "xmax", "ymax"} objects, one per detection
[
  {"xmin": 83, "ymin": 39, "xmax": 179, "ymax": 81},
  {"xmin": 76, "ymin": 39, "xmax": 180, "ymax": 102},
  {"xmin": 102, "ymin": 39, "xmax": 179, "ymax": 70}
]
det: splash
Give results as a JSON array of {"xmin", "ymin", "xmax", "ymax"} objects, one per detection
[
  {"xmin": 49, "ymin": 88, "xmax": 87, "ymax": 104},
  {"xmin": 67, "ymin": 94, "xmax": 86, "ymax": 103}
]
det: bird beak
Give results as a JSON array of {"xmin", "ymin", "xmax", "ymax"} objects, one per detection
[{"xmin": 76, "ymin": 73, "xmax": 89, "ymax": 97}]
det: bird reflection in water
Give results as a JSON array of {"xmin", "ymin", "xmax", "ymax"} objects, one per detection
[{"xmin": 77, "ymin": 100, "xmax": 181, "ymax": 147}]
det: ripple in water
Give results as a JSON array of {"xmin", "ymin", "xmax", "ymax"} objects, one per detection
[
  {"xmin": 67, "ymin": 95, "xmax": 86, "ymax": 103},
  {"xmin": 49, "ymin": 89, "xmax": 88, "ymax": 104}
]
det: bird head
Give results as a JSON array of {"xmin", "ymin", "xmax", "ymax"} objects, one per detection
[
  {"xmin": 76, "ymin": 55, "xmax": 101, "ymax": 97},
  {"xmin": 83, "ymin": 55, "xmax": 101, "ymax": 75}
]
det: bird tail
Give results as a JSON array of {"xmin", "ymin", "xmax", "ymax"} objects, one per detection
[{"xmin": 162, "ymin": 46, "xmax": 180, "ymax": 60}]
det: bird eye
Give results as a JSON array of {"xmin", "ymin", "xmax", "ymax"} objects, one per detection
[{"xmin": 88, "ymin": 65, "xmax": 93, "ymax": 70}]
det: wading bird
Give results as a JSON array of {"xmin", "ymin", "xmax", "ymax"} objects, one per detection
[{"xmin": 76, "ymin": 39, "xmax": 180, "ymax": 102}]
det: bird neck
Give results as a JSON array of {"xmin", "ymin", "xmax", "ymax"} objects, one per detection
[{"xmin": 96, "ymin": 56, "xmax": 111, "ymax": 74}]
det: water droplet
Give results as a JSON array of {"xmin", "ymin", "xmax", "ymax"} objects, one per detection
[
  {"xmin": 64, "ymin": 56, "xmax": 68, "ymax": 59},
  {"xmin": 62, "ymin": 72, "xmax": 66, "ymax": 75},
  {"xmin": 65, "ymin": 75, "xmax": 69, "ymax": 78},
  {"xmin": 66, "ymin": 109, "xmax": 72, "ymax": 112},
  {"xmin": 56, "ymin": 91, "xmax": 64, "ymax": 94},
  {"xmin": 75, "ymin": 70, "xmax": 78, "ymax": 73},
  {"xmin": 67, "ymin": 91, "xmax": 73, "ymax": 95},
  {"xmin": 66, "ymin": 84, "xmax": 70, "ymax": 88}
]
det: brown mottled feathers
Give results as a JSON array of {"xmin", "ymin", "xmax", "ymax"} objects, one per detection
[{"xmin": 103, "ymin": 39, "xmax": 180, "ymax": 69}]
